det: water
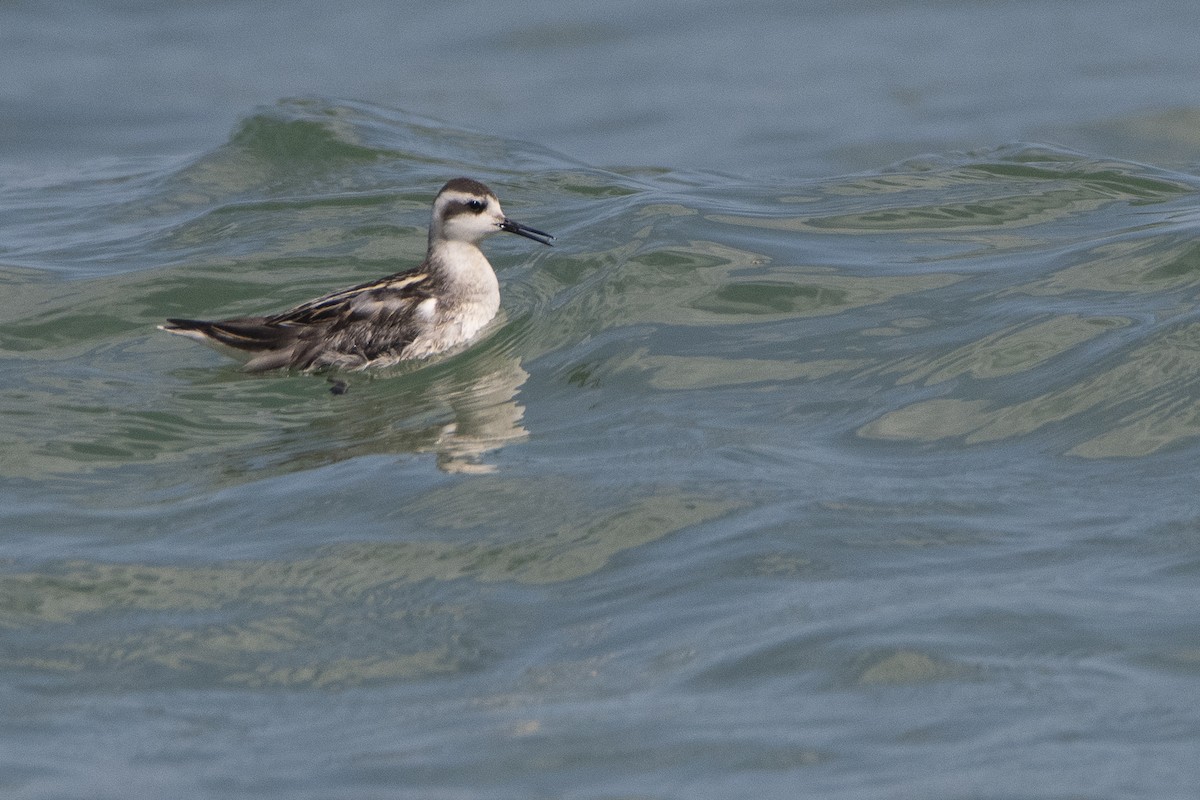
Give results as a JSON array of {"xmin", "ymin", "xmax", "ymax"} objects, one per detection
[{"xmin": 3, "ymin": 3, "xmax": 1200, "ymax": 799}]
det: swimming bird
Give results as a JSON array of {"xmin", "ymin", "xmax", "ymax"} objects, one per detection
[{"xmin": 159, "ymin": 178, "xmax": 553, "ymax": 372}]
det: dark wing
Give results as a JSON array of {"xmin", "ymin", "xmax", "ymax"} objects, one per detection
[
  {"xmin": 265, "ymin": 270, "xmax": 436, "ymax": 326},
  {"xmin": 161, "ymin": 316, "xmax": 294, "ymax": 352},
  {"xmin": 162, "ymin": 269, "xmax": 439, "ymax": 370}
]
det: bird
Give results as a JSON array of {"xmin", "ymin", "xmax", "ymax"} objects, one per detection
[{"xmin": 159, "ymin": 178, "xmax": 553, "ymax": 373}]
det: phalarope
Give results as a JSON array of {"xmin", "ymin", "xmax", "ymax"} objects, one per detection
[{"xmin": 159, "ymin": 178, "xmax": 553, "ymax": 372}]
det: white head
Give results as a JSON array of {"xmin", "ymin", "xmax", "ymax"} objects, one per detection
[{"xmin": 429, "ymin": 178, "xmax": 554, "ymax": 247}]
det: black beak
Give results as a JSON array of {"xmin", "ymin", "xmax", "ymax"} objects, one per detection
[{"xmin": 499, "ymin": 218, "xmax": 554, "ymax": 246}]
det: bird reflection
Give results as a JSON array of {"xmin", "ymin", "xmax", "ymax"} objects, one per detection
[{"xmin": 226, "ymin": 349, "xmax": 531, "ymax": 477}]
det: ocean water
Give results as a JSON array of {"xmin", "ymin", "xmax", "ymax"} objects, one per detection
[{"xmin": 3, "ymin": 3, "xmax": 1200, "ymax": 799}]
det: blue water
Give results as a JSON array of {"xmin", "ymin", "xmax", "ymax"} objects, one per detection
[{"xmin": 3, "ymin": 2, "xmax": 1200, "ymax": 799}]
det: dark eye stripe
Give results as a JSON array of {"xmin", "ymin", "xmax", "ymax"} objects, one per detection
[{"xmin": 442, "ymin": 198, "xmax": 491, "ymax": 219}]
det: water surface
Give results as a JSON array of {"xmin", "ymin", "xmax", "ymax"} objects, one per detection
[{"xmin": 3, "ymin": 2, "xmax": 1200, "ymax": 799}]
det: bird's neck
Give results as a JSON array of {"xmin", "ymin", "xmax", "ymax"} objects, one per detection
[{"xmin": 426, "ymin": 239, "xmax": 499, "ymax": 300}]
